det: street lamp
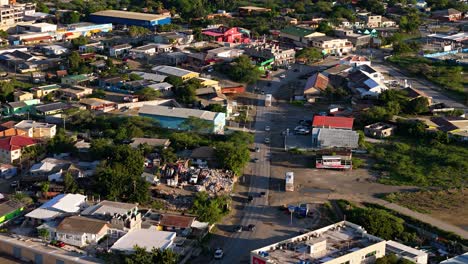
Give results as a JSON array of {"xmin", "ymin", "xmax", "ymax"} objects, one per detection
[{"xmin": 288, "ymin": 205, "xmax": 295, "ymax": 225}]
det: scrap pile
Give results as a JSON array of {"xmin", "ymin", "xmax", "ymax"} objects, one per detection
[{"xmin": 200, "ymin": 169, "xmax": 234, "ymax": 194}]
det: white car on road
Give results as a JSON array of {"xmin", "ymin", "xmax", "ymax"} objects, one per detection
[
  {"xmin": 279, "ymin": 74, "xmax": 286, "ymax": 79},
  {"xmin": 265, "ymin": 126, "xmax": 270, "ymax": 131},
  {"xmin": 214, "ymin": 248, "xmax": 224, "ymax": 259}
]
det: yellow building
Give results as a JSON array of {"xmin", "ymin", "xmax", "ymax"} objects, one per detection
[
  {"xmin": 13, "ymin": 91, "xmax": 34, "ymax": 102},
  {"xmin": 196, "ymin": 77, "xmax": 219, "ymax": 88},
  {"xmin": 152, "ymin": 65, "xmax": 200, "ymax": 81}
]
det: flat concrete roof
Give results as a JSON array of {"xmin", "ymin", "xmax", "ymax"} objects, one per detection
[{"xmin": 91, "ymin": 10, "xmax": 169, "ymax": 22}]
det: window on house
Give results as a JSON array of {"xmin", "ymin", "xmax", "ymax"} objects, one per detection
[{"xmin": 365, "ymin": 251, "xmax": 377, "ymax": 258}]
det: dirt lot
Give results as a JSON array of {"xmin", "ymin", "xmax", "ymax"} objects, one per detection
[{"xmin": 385, "ymin": 189, "xmax": 468, "ymax": 231}]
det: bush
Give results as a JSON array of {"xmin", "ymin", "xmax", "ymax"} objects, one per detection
[{"xmin": 352, "ymin": 157, "xmax": 364, "ymax": 169}]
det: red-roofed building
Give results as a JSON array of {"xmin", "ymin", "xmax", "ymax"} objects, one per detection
[
  {"xmin": 312, "ymin": 116, "xmax": 354, "ymax": 130},
  {"xmin": 0, "ymin": 136, "xmax": 39, "ymax": 163},
  {"xmin": 202, "ymin": 26, "xmax": 250, "ymax": 44}
]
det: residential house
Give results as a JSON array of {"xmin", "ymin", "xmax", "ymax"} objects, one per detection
[
  {"xmin": 334, "ymin": 29, "xmax": 371, "ymax": 47},
  {"xmin": 30, "ymin": 72, "xmax": 46, "ymax": 83},
  {"xmin": 340, "ymin": 55, "xmax": 371, "ymax": 67},
  {"xmin": 61, "ymin": 74, "xmax": 92, "ymax": 86},
  {"xmin": 131, "ymin": 71, "xmax": 168, "ymax": 83},
  {"xmin": 322, "ymin": 64, "xmax": 353, "ymax": 88},
  {"xmin": 56, "ymin": 216, "xmax": 109, "ymax": 247},
  {"xmin": 111, "ymin": 228, "xmax": 176, "ymax": 253},
  {"xmin": 431, "ymin": 117, "xmax": 468, "ymax": 141},
  {"xmin": 30, "ymin": 84, "xmax": 60, "ymax": 99},
  {"xmin": 312, "ymin": 128, "xmax": 359, "ymax": 149},
  {"xmin": 139, "ymin": 105, "xmax": 226, "ymax": 134},
  {"xmin": 202, "ymin": 26, "xmax": 250, "ymax": 44},
  {"xmin": 244, "ymin": 42, "xmax": 295, "ymax": 66},
  {"xmin": 61, "ymin": 86, "xmax": 93, "ymax": 100},
  {"xmin": 99, "ymin": 76, "xmax": 125, "ymax": 91},
  {"xmin": 157, "ymin": 51, "xmax": 188, "ymax": 66},
  {"xmin": 25, "ymin": 193, "xmax": 87, "ymax": 224},
  {"xmin": 365, "ymin": 15, "xmax": 382, "ymax": 28},
  {"xmin": 238, "ymin": 6, "xmax": 271, "ymax": 16},
  {"xmin": 42, "ymin": 45, "xmax": 69, "ymax": 56},
  {"xmin": 33, "ymin": 102, "xmax": 73, "ymax": 117},
  {"xmin": 312, "ymin": 116, "xmax": 354, "ymax": 130},
  {"xmin": 147, "ymin": 82, "xmax": 173, "ymax": 93},
  {"xmin": 303, "ymin": 73, "xmax": 329, "ymax": 102},
  {"xmin": 29, "ymin": 158, "xmax": 71, "ymax": 177},
  {"xmin": 0, "ymin": 164, "xmax": 17, "ymax": 179},
  {"xmin": 280, "ymin": 26, "xmax": 325, "ymax": 46},
  {"xmin": 0, "ymin": 135, "xmax": 39, "ymax": 163},
  {"xmin": 206, "ymin": 47, "xmax": 244, "ymax": 62},
  {"xmin": 190, "ymin": 146, "xmax": 215, "ymax": 167},
  {"xmin": 311, "ymin": 37, "xmax": 353, "ymax": 55},
  {"xmin": 81, "ymin": 200, "xmax": 141, "ymax": 239},
  {"xmin": 79, "ymin": 98, "xmax": 116, "ymax": 112},
  {"xmin": 402, "ymin": 87, "xmax": 432, "ymax": 105},
  {"xmin": 431, "ymin": 8, "xmax": 463, "ymax": 21},
  {"xmin": 129, "ymin": 138, "xmax": 171, "ymax": 149},
  {"xmin": 381, "ymin": 17, "xmax": 397, "ymax": 28},
  {"xmin": 0, "ymin": 121, "xmax": 27, "ymax": 138},
  {"xmin": 154, "ymin": 31, "xmax": 193, "ymax": 45},
  {"xmin": 0, "ymin": 200, "xmax": 24, "ymax": 225},
  {"xmin": 14, "ymin": 120, "xmax": 56, "ymax": 138},
  {"xmin": 13, "ymin": 91, "xmax": 33, "ymax": 102},
  {"xmin": 2, "ymin": 99, "xmax": 40, "ymax": 116},
  {"xmin": 79, "ymin": 42, "xmax": 105, "ymax": 53},
  {"xmin": 159, "ymin": 214, "xmax": 195, "ymax": 233},
  {"xmin": 109, "ymin": 44, "xmax": 132, "ymax": 57},
  {"xmin": 364, "ymin": 122, "xmax": 396, "ymax": 138},
  {"xmin": 152, "ymin": 65, "xmax": 199, "ymax": 81},
  {"xmin": 129, "ymin": 43, "xmax": 172, "ymax": 59},
  {"xmin": 348, "ymin": 66, "xmax": 387, "ymax": 98}
]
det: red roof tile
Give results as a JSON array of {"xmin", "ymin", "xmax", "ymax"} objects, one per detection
[
  {"xmin": 0, "ymin": 136, "xmax": 38, "ymax": 151},
  {"xmin": 312, "ymin": 116, "xmax": 354, "ymax": 129},
  {"xmin": 159, "ymin": 214, "xmax": 195, "ymax": 229}
]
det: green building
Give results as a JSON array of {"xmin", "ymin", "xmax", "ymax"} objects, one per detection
[
  {"xmin": 2, "ymin": 99, "xmax": 41, "ymax": 116},
  {"xmin": 0, "ymin": 200, "xmax": 24, "ymax": 225}
]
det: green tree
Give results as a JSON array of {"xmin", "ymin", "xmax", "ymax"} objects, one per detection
[
  {"xmin": 174, "ymin": 79, "xmax": 199, "ymax": 104},
  {"xmin": 136, "ymin": 87, "xmax": 161, "ymax": 101},
  {"xmin": 47, "ymin": 129, "xmax": 76, "ymax": 154},
  {"xmin": 0, "ymin": 81, "xmax": 14, "ymax": 102},
  {"xmin": 36, "ymin": 2, "xmax": 50, "ymax": 13},
  {"xmin": 129, "ymin": 73, "xmax": 144, "ymax": 81},
  {"xmin": 169, "ymin": 132, "xmax": 205, "ymax": 150},
  {"xmin": 0, "ymin": 30, "xmax": 8, "ymax": 39},
  {"xmin": 95, "ymin": 145, "xmax": 149, "ymax": 203},
  {"xmin": 204, "ymin": 104, "xmax": 226, "ymax": 113},
  {"xmin": 316, "ymin": 21, "xmax": 333, "ymax": 35},
  {"xmin": 38, "ymin": 228, "xmax": 50, "ymax": 241},
  {"xmin": 296, "ymin": 47, "xmax": 323, "ymax": 63},
  {"xmin": 71, "ymin": 35, "xmax": 88, "ymax": 48},
  {"xmin": 190, "ymin": 192, "xmax": 230, "ymax": 224},
  {"xmin": 215, "ymin": 141, "xmax": 250, "ymax": 175},
  {"xmin": 121, "ymin": 247, "xmax": 179, "ymax": 264},
  {"xmin": 165, "ymin": 76, "xmax": 183, "ymax": 87},
  {"xmin": 90, "ymin": 89, "xmax": 106, "ymax": 99},
  {"xmin": 161, "ymin": 147, "xmax": 177, "ymax": 163},
  {"xmin": 68, "ymin": 51, "xmax": 82, "ymax": 73},
  {"xmin": 41, "ymin": 182, "xmax": 50, "ymax": 198},
  {"xmin": 64, "ymin": 172, "xmax": 78, "ymax": 193},
  {"xmin": 128, "ymin": 26, "xmax": 151, "ymax": 38},
  {"xmin": 399, "ymin": 13, "xmax": 421, "ymax": 33},
  {"xmin": 349, "ymin": 207, "xmax": 405, "ymax": 240},
  {"xmin": 406, "ymin": 97, "xmax": 429, "ymax": 114},
  {"xmin": 226, "ymin": 55, "xmax": 262, "ymax": 84}
]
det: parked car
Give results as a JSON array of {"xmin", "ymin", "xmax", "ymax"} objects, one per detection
[
  {"xmin": 10, "ymin": 181, "xmax": 18, "ymax": 188},
  {"xmin": 51, "ymin": 241, "xmax": 65, "ymax": 248},
  {"xmin": 234, "ymin": 225, "xmax": 243, "ymax": 233},
  {"xmin": 264, "ymin": 137, "xmax": 270, "ymax": 144},
  {"xmin": 252, "ymin": 158, "xmax": 259, "ymax": 163},
  {"xmin": 265, "ymin": 126, "xmax": 270, "ymax": 131},
  {"xmin": 279, "ymin": 74, "xmax": 286, "ymax": 79},
  {"xmin": 248, "ymin": 195, "xmax": 254, "ymax": 203},
  {"xmin": 247, "ymin": 224, "xmax": 256, "ymax": 231},
  {"xmin": 214, "ymin": 248, "xmax": 224, "ymax": 259},
  {"xmin": 255, "ymin": 147, "xmax": 260, "ymax": 152}
]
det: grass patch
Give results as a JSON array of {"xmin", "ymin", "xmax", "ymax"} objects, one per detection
[
  {"xmin": 290, "ymin": 100, "xmax": 305, "ymax": 107},
  {"xmin": 387, "ymin": 55, "xmax": 467, "ymax": 100},
  {"xmin": 371, "ymin": 139, "xmax": 468, "ymax": 188},
  {"xmin": 384, "ymin": 189, "xmax": 467, "ymax": 215}
]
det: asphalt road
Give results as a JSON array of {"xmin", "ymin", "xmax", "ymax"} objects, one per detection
[{"xmin": 211, "ymin": 66, "xmax": 316, "ymax": 264}]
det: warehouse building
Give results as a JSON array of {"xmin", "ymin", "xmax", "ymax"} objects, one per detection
[{"xmin": 89, "ymin": 10, "xmax": 171, "ymax": 28}]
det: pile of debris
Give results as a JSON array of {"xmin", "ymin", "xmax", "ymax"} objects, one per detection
[{"xmin": 200, "ymin": 169, "xmax": 234, "ymax": 194}]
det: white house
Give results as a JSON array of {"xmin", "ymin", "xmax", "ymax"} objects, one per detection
[
  {"xmin": 111, "ymin": 228, "xmax": 176, "ymax": 253},
  {"xmin": 56, "ymin": 216, "xmax": 109, "ymax": 247},
  {"xmin": 109, "ymin": 44, "xmax": 132, "ymax": 57},
  {"xmin": 25, "ymin": 194, "xmax": 87, "ymax": 224},
  {"xmin": 42, "ymin": 45, "xmax": 69, "ymax": 56}
]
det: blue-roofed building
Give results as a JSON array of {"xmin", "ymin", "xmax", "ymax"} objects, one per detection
[
  {"xmin": 89, "ymin": 10, "xmax": 171, "ymax": 28},
  {"xmin": 139, "ymin": 105, "xmax": 225, "ymax": 134}
]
